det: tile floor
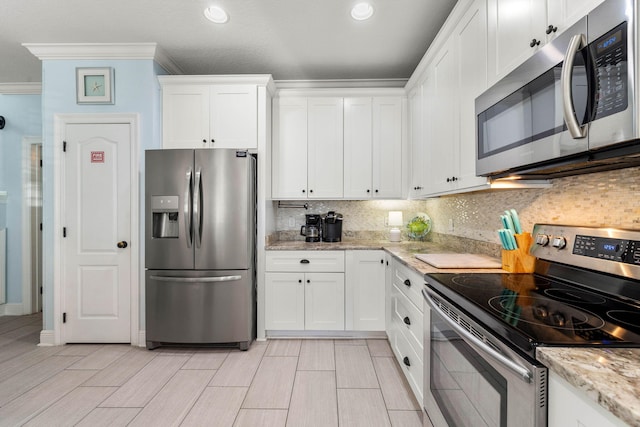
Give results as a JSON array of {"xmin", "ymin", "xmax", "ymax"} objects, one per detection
[{"xmin": 0, "ymin": 313, "xmax": 426, "ymax": 426}]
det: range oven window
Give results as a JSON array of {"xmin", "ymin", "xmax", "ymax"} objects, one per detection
[{"xmin": 431, "ymin": 312, "xmax": 507, "ymax": 427}]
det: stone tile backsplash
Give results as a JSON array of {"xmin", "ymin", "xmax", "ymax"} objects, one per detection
[{"xmin": 274, "ymin": 167, "xmax": 640, "ymax": 247}]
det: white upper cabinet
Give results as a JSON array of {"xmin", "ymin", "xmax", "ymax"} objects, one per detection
[
  {"xmin": 307, "ymin": 97, "xmax": 344, "ymax": 199},
  {"xmin": 455, "ymin": 0, "xmax": 491, "ymax": 190},
  {"xmin": 372, "ymin": 97, "xmax": 403, "ymax": 198},
  {"xmin": 408, "ymin": 85, "xmax": 426, "ymax": 197},
  {"xmin": 344, "ymin": 97, "xmax": 403, "ymax": 199},
  {"xmin": 344, "ymin": 98, "xmax": 373, "ymax": 198},
  {"xmin": 546, "ymin": 0, "xmax": 606, "ymax": 39},
  {"xmin": 487, "ymin": 0, "xmax": 547, "ymax": 84},
  {"xmin": 272, "ymin": 97, "xmax": 308, "ymax": 198},
  {"xmin": 161, "ymin": 79, "xmax": 258, "ymax": 149},
  {"xmin": 273, "ymin": 91, "xmax": 404, "ymax": 200}
]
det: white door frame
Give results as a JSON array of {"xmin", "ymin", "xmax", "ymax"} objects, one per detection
[
  {"xmin": 22, "ymin": 136, "xmax": 43, "ymax": 315},
  {"xmin": 53, "ymin": 113, "xmax": 140, "ymax": 346}
]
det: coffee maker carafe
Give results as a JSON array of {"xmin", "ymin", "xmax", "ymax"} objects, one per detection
[
  {"xmin": 300, "ymin": 214, "xmax": 322, "ymax": 242},
  {"xmin": 322, "ymin": 211, "xmax": 343, "ymax": 242}
]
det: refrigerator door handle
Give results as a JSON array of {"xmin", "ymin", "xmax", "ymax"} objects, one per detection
[
  {"xmin": 149, "ymin": 275, "xmax": 242, "ymax": 283},
  {"xmin": 184, "ymin": 168, "xmax": 193, "ymax": 248},
  {"xmin": 193, "ymin": 167, "xmax": 202, "ymax": 248}
]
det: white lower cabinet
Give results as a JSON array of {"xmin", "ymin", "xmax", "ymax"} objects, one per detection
[
  {"xmin": 345, "ymin": 250, "xmax": 386, "ymax": 331},
  {"xmin": 387, "ymin": 259, "xmax": 425, "ymax": 403},
  {"xmin": 265, "ymin": 251, "xmax": 345, "ymax": 331},
  {"xmin": 548, "ymin": 371, "xmax": 628, "ymax": 427}
]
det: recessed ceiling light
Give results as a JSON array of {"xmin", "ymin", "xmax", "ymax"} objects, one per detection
[
  {"xmin": 351, "ymin": 2, "xmax": 374, "ymax": 21},
  {"xmin": 204, "ymin": 6, "xmax": 229, "ymax": 24}
]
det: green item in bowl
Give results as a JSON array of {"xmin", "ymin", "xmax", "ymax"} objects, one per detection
[{"xmin": 407, "ymin": 213, "xmax": 432, "ymax": 240}]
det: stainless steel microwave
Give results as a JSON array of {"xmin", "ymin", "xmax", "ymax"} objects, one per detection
[{"xmin": 476, "ymin": 0, "xmax": 640, "ymax": 179}]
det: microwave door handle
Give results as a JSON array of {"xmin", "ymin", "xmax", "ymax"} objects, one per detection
[
  {"xmin": 193, "ymin": 168, "xmax": 202, "ymax": 248},
  {"xmin": 561, "ymin": 33, "xmax": 588, "ymax": 139},
  {"xmin": 422, "ymin": 288, "xmax": 533, "ymax": 383},
  {"xmin": 184, "ymin": 168, "xmax": 193, "ymax": 248}
]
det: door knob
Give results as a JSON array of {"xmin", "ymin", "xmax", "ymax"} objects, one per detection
[{"xmin": 117, "ymin": 241, "xmax": 128, "ymax": 249}]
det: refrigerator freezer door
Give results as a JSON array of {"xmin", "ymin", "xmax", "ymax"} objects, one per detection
[
  {"xmin": 145, "ymin": 269, "xmax": 255, "ymax": 349},
  {"xmin": 195, "ymin": 149, "xmax": 255, "ymax": 270},
  {"xmin": 145, "ymin": 149, "xmax": 195, "ymax": 269}
]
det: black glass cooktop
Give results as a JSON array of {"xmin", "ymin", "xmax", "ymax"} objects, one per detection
[{"xmin": 425, "ymin": 272, "xmax": 640, "ymax": 357}]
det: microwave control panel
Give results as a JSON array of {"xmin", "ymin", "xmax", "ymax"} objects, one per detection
[{"xmin": 591, "ymin": 21, "xmax": 628, "ymax": 120}]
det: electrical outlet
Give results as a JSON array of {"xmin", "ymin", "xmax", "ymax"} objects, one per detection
[
  {"xmin": 448, "ymin": 218, "xmax": 454, "ymax": 232},
  {"xmin": 288, "ymin": 217, "xmax": 295, "ymax": 227}
]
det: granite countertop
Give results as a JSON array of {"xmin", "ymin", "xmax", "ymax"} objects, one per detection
[
  {"xmin": 265, "ymin": 239, "xmax": 505, "ymax": 274},
  {"xmin": 537, "ymin": 347, "xmax": 640, "ymax": 427}
]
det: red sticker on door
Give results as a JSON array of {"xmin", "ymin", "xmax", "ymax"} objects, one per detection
[{"xmin": 91, "ymin": 151, "xmax": 105, "ymax": 163}]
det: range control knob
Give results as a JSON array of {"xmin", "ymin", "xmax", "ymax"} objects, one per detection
[
  {"xmin": 551, "ymin": 312, "xmax": 566, "ymax": 327},
  {"xmin": 535, "ymin": 234, "xmax": 550, "ymax": 246},
  {"xmin": 552, "ymin": 236, "xmax": 567, "ymax": 249}
]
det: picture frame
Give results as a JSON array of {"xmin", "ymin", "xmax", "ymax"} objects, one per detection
[{"xmin": 76, "ymin": 67, "xmax": 114, "ymax": 104}]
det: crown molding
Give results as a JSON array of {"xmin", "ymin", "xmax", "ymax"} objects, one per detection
[
  {"xmin": 0, "ymin": 83, "xmax": 42, "ymax": 94},
  {"xmin": 22, "ymin": 43, "xmax": 183, "ymax": 74},
  {"xmin": 274, "ymin": 78, "xmax": 407, "ymax": 90}
]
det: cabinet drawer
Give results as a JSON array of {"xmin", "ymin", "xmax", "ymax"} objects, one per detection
[
  {"xmin": 389, "ymin": 326, "xmax": 423, "ymax": 403},
  {"xmin": 266, "ymin": 251, "xmax": 345, "ymax": 272},
  {"xmin": 392, "ymin": 261, "xmax": 424, "ymax": 312},
  {"xmin": 391, "ymin": 284, "xmax": 423, "ymax": 351}
]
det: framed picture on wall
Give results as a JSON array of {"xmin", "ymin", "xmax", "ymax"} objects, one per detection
[{"xmin": 76, "ymin": 67, "xmax": 114, "ymax": 104}]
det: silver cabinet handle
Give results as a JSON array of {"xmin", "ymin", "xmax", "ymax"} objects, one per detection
[
  {"xmin": 150, "ymin": 275, "xmax": 241, "ymax": 283},
  {"xmin": 184, "ymin": 169, "xmax": 193, "ymax": 248},
  {"xmin": 422, "ymin": 287, "xmax": 532, "ymax": 383},
  {"xmin": 561, "ymin": 33, "xmax": 588, "ymax": 139}
]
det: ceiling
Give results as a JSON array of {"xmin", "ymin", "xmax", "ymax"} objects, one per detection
[{"xmin": 0, "ymin": 0, "xmax": 457, "ymax": 84}]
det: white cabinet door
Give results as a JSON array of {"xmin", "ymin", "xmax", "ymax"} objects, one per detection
[
  {"xmin": 345, "ymin": 250, "xmax": 386, "ymax": 331},
  {"xmin": 548, "ymin": 372, "xmax": 628, "ymax": 427},
  {"xmin": 424, "ymin": 40, "xmax": 458, "ymax": 195},
  {"xmin": 487, "ymin": 0, "xmax": 547, "ymax": 85},
  {"xmin": 372, "ymin": 97, "xmax": 403, "ymax": 199},
  {"xmin": 344, "ymin": 97, "xmax": 373, "ymax": 198},
  {"xmin": 305, "ymin": 272, "xmax": 345, "ymax": 330},
  {"xmin": 307, "ymin": 98, "xmax": 344, "ymax": 198},
  {"xmin": 272, "ymin": 98, "xmax": 308, "ymax": 199},
  {"xmin": 265, "ymin": 272, "xmax": 305, "ymax": 330},
  {"xmin": 546, "ymin": 0, "xmax": 605, "ymax": 41},
  {"xmin": 455, "ymin": 0, "xmax": 490, "ymax": 190},
  {"xmin": 210, "ymin": 85, "xmax": 258, "ymax": 149},
  {"xmin": 162, "ymin": 85, "xmax": 210, "ymax": 149},
  {"xmin": 408, "ymin": 85, "xmax": 425, "ymax": 197}
]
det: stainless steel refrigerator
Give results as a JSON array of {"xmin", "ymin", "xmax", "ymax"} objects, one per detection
[{"xmin": 145, "ymin": 149, "xmax": 256, "ymax": 350}]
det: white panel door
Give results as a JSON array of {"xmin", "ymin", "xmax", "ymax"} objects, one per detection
[
  {"xmin": 408, "ymin": 85, "xmax": 424, "ymax": 197},
  {"xmin": 372, "ymin": 97, "xmax": 402, "ymax": 198},
  {"xmin": 63, "ymin": 123, "xmax": 131, "ymax": 342},
  {"xmin": 307, "ymin": 97, "xmax": 344, "ymax": 199},
  {"xmin": 272, "ymin": 97, "xmax": 308, "ymax": 198},
  {"xmin": 547, "ymin": 0, "xmax": 606, "ymax": 41},
  {"xmin": 343, "ymin": 97, "xmax": 373, "ymax": 198},
  {"xmin": 162, "ymin": 84, "xmax": 210, "ymax": 149},
  {"xmin": 305, "ymin": 272, "xmax": 345, "ymax": 330},
  {"xmin": 210, "ymin": 85, "xmax": 258, "ymax": 149},
  {"xmin": 265, "ymin": 272, "xmax": 305, "ymax": 330},
  {"xmin": 345, "ymin": 250, "xmax": 386, "ymax": 331}
]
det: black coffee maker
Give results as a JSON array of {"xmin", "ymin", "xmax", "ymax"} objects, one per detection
[
  {"xmin": 322, "ymin": 211, "xmax": 343, "ymax": 242},
  {"xmin": 300, "ymin": 214, "xmax": 322, "ymax": 242}
]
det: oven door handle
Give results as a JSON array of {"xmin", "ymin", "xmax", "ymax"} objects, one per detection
[{"xmin": 422, "ymin": 288, "xmax": 532, "ymax": 383}]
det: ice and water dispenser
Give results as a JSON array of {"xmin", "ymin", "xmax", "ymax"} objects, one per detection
[{"xmin": 151, "ymin": 196, "xmax": 179, "ymax": 238}]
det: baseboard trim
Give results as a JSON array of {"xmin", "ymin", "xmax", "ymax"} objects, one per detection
[
  {"xmin": 0, "ymin": 303, "xmax": 24, "ymax": 316},
  {"xmin": 137, "ymin": 330, "xmax": 146, "ymax": 347},
  {"xmin": 38, "ymin": 330, "xmax": 55, "ymax": 346},
  {"xmin": 265, "ymin": 330, "xmax": 387, "ymax": 339}
]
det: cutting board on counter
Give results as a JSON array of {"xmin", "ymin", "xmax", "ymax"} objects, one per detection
[{"xmin": 415, "ymin": 253, "xmax": 502, "ymax": 269}]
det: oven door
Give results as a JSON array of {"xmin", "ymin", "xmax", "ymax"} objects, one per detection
[{"xmin": 422, "ymin": 287, "xmax": 547, "ymax": 427}]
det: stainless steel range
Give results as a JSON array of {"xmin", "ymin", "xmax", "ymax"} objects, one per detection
[{"xmin": 422, "ymin": 224, "xmax": 640, "ymax": 427}]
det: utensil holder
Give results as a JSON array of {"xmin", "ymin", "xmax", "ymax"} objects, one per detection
[{"xmin": 501, "ymin": 232, "xmax": 536, "ymax": 273}]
